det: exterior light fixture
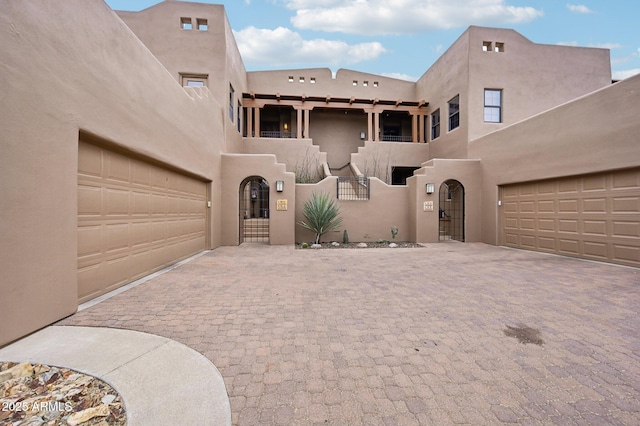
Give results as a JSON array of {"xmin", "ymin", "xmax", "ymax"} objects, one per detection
[
  {"xmin": 426, "ymin": 183, "xmax": 435, "ymax": 194},
  {"xmin": 283, "ymin": 123, "xmax": 288, "ymax": 131},
  {"xmin": 276, "ymin": 180, "xmax": 284, "ymax": 192},
  {"xmin": 360, "ymin": 131, "xmax": 365, "ymax": 140}
]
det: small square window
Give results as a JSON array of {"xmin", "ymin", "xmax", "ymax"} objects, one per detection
[
  {"xmin": 363, "ymin": 81, "xmax": 368, "ymax": 87},
  {"xmin": 373, "ymin": 81, "xmax": 379, "ymax": 87},
  {"xmin": 197, "ymin": 18, "xmax": 208, "ymax": 31},
  {"xmin": 310, "ymin": 77, "xmax": 316, "ymax": 84},
  {"xmin": 181, "ymin": 17, "xmax": 192, "ymax": 30},
  {"xmin": 299, "ymin": 77, "xmax": 305, "ymax": 83},
  {"xmin": 353, "ymin": 80, "xmax": 358, "ymax": 86},
  {"xmin": 288, "ymin": 76, "xmax": 294, "ymax": 82},
  {"xmin": 180, "ymin": 73, "xmax": 208, "ymax": 87},
  {"xmin": 495, "ymin": 42, "xmax": 504, "ymax": 52},
  {"xmin": 482, "ymin": 41, "xmax": 492, "ymax": 52}
]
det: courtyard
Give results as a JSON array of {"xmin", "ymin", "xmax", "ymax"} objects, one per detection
[{"xmin": 58, "ymin": 243, "xmax": 640, "ymax": 425}]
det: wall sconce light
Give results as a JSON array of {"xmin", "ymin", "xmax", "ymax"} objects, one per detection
[
  {"xmin": 276, "ymin": 180, "xmax": 284, "ymax": 192},
  {"xmin": 360, "ymin": 131, "xmax": 366, "ymax": 140},
  {"xmin": 283, "ymin": 123, "xmax": 288, "ymax": 131},
  {"xmin": 425, "ymin": 183, "xmax": 435, "ymax": 194}
]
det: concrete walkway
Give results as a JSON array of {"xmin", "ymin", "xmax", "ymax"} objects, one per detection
[
  {"xmin": 4, "ymin": 243, "xmax": 640, "ymax": 425},
  {"xmin": 0, "ymin": 326, "xmax": 231, "ymax": 425}
]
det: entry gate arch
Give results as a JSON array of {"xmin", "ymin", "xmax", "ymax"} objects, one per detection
[
  {"xmin": 439, "ymin": 179, "xmax": 465, "ymax": 242},
  {"xmin": 240, "ymin": 176, "xmax": 269, "ymax": 243}
]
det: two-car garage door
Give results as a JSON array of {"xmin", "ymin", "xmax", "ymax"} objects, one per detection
[
  {"xmin": 502, "ymin": 168, "xmax": 640, "ymax": 268},
  {"xmin": 78, "ymin": 141, "xmax": 207, "ymax": 303}
]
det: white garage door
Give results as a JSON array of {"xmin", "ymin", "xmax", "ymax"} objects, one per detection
[
  {"xmin": 78, "ymin": 141, "xmax": 207, "ymax": 303},
  {"xmin": 501, "ymin": 168, "xmax": 640, "ymax": 268}
]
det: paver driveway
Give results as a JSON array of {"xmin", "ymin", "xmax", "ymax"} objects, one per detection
[{"xmin": 59, "ymin": 243, "xmax": 640, "ymax": 425}]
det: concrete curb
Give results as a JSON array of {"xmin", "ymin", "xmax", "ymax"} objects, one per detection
[{"xmin": 0, "ymin": 326, "xmax": 231, "ymax": 426}]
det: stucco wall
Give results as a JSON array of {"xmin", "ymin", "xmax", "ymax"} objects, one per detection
[
  {"xmin": 310, "ymin": 110, "xmax": 368, "ymax": 168},
  {"xmin": 0, "ymin": 0, "xmax": 223, "ymax": 346},
  {"xmin": 243, "ymin": 138, "xmax": 326, "ymax": 182},
  {"xmin": 469, "ymin": 74, "xmax": 640, "ymax": 245},
  {"xmin": 296, "ymin": 178, "xmax": 411, "ymax": 243},
  {"xmin": 220, "ymin": 154, "xmax": 296, "ymax": 246},
  {"xmin": 351, "ymin": 141, "xmax": 431, "ymax": 184}
]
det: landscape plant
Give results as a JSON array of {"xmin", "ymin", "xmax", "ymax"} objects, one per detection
[{"xmin": 298, "ymin": 192, "xmax": 343, "ymax": 244}]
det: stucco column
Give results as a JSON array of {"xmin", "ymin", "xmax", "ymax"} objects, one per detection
[
  {"xmin": 254, "ymin": 107, "xmax": 260, "ymax": 137},
  {"xmin": 246, "ymin": 107, "xmax": 253, "ymax": 137},
  {"xmin": 296, "ymin": 108, "xmax": 303, "ymax": 139},
  {"xmin": 418, "ymin": 114, "xmax": 424, "ymax": 143},
  {"xmin": 367, "ymin": 112, "xmax": 373, "ymax": 141},
  {"xmin": 373, "ymin": 112, "xmax": 380, "ymax": 142},
  {"xmin": 303, "ymin": 108, "xmax": 310, "ymax": 138},
  {"xmin": 412, "ymin": 114, "xmax": 418, "ymax": 143}
]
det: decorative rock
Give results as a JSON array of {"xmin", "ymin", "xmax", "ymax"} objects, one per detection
[
  {"xmin": 331, "ymin": 242, "xmax": 340, "ymax": 247},
  {"xmin": 0, "ymin": 362, "xmax": 34, "ymax": 383},
  {"xmin": 389, "ymin": 243, "xmax": 398, "ymax": 248},
  {"xmin": 311, "ymin": 244, "xmax": 322, "ymax": 249},
  {"xmin": 66, "ymin": 404, "xmax": 110, "ymax": 425},
  {"xmin": 101, "ymin": 394, "xmax": 117, "ymax": 404},
  {"xmin": 357, "ymin": 243, "xmax": 368, "ymax": 248}
]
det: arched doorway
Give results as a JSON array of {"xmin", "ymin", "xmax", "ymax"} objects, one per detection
[
  {"xmin": 240, "ymin": 176, "xmax": 269, "ymax": 243},
  {"xmin": 439, "ymin": 180, "xmax": 465, "ymax": 242}
]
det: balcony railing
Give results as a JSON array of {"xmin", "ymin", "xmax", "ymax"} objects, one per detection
[
  {"xmin": 260, "ymin": 131, "xmax": 293, "ymax": 138},
  {"xmin": 381, "ymin": 135, "xmax": 413, "ymax": 142}
]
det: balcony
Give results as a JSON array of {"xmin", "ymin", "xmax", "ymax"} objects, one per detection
[{"xmin": 260, "ymin": 131, "xmax": 294, "ymax": 138}]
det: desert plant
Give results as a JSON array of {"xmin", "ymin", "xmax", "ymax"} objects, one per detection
[
  {"xmin": 298, "ymin": 192, "xmax": 343, "ymax": 244},
  {"xmin": 391, "ymin": 226, "xmax": 398, "ymax": 240}
]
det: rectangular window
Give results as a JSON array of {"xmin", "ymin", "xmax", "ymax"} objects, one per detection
[
  {"xmin": 448, "ymin": 95, "xmax": 459, "ymax": 131},
  {"xmin": 180, "ymin": 17, "xmax": 192, "ymax": 30},
  {"xmin": 180, "ymin": 73, "xmax": 208, "ymax": 87},
  {"xmin": 484, "ymin": 89, "xmax": 502, "ymax": 123},
  {"xmin": 237, "ymin": 101, "xmax": 242, "ymax": 133},
  {"xmin": 197, "ymin": 18, "xmax": 208, "ymax": 31},
  {"xmin": 431, "ymin": 109, "xmax": 440, "ymax": 140},
  {"xmin": 229, "ymin": 84, "xmax": 235, "ymax": 122}
]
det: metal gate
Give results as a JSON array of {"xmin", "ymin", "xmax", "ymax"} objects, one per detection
[
  {"xmin": 439, "ymin": 180, "xmax": 465, "ymax": 242},
  {"xmin": 240, "ymin": 177, "xmax": 269, "ymax": 243}
]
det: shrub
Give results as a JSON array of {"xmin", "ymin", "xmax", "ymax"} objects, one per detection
[{"xmin": 298, "ymin": 192, "xmax": 343, "ymax": 244}]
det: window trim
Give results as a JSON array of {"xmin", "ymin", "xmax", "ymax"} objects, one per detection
[
  {"xmin": 484, "ymin": 89, "xmax": 502, "ymax": 123},
  {"xmin": 431, "ymin": 109, "xmax": 440, "ymax": 140},
  {"xmin": 448, "ymin": 95, "xmax": 460, "ymax": 131}
]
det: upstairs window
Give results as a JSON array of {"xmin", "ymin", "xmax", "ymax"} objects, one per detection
[
  {"xmin": 448, "ymin": 95, "xmax": 460, "ymax": 131},
  {"xmin": 180, "ymin": 17, "xmax": 192, "ymax": 30},
  {"xmin": 431, "ymin": 109, "xmax": 440, "ymax": 140},
  {"xmin": 180, "ymin": 73, "xmax": 208, "ymax": 87},
  {"xmin": 229, "ymin": 84, "xmax": 235, "ymax": 122},
  {"xmin": 484, "ymin": 89, "xmax": 502, "ymax": 123},
  {"xmin": 197, "ymin": 18, "xmax": 208, "ymax": 31}
]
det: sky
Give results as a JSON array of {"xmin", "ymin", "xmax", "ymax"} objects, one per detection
[{"xmin": 104, "ymin": 0, "xmax": 640, "ymax": 82}]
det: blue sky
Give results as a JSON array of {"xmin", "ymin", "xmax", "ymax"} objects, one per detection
[{"xmin": 105, "ymin": 0, "xmax": 639, "ymax": 82}]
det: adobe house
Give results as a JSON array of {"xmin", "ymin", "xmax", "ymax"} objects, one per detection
[{"xmin": 1, "ymin": 0, "xmax": 638, "ymax": 346}]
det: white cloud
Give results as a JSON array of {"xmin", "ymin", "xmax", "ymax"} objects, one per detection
[
  {"xmin": 612, "ymin": 69, "xmax": 640, "ymax": 81},
  {"xmin": 283, "ymin": 0, "xmax": 544, "ymax": 35},
  {"xmin": 379, "ymin": 72, "xmax": 418, "ymax": 82},
  {"xmin": 566, "ymin": 4, "xmax": 594, "ymax": 14},
  {"xmin": 234, "ymin": 26, "xmax": 387, "ymax": 66}
]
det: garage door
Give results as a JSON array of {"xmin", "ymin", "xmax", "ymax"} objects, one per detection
[
  {"xmin": 78, "ymin": 141, "xmax": 207, "ymax": 303},
  {"xmin": 501, "ymin": 168, "xmax": 640, "ymax": 268}
]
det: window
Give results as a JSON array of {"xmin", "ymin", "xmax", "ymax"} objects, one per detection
[
  {"xmin": 353, "ymin": 80, "xmax": 358, "ymax": 86},
  {"xmin": 180, "ymin": 73, "xmax": 208, "ymax": 87},
  {"xmin": 197, "ymin": 18, "xmax": 208, "ymax": 31},
  {"xmin": 229, "ymin": 84, "xmax": 234, "ymax": 122},
  {"xmin": 431, "ymin": 109, "xmax": 440, "ymax": 140},
  {"xmin": 363, "ymin": 81, "xmax": 368, "ymax": 87},
  {"xmin": 448, "ymin": 95, "xmax": 459, "ymax": 131},
  {"xmin": 237, "ymin": 101, "xmax": 242, "ymax": 132},
  {"xmin": 299, "ymin": 77, "xmax": 305, "ymax": 83},
  {"xmin": 373, "ymin": 81, "xmax": 379, "ymax": 87},
  {"xmin": 482, "ymin": 41, "xmax": 492, "ymax": 52},
  {"xmin": 495, "ymin": 42, "xmax": 504, "ymax": 52},
  {"xmin": 180, "ymin": 17, "xmax": 192, "ymax": 30},
  {"xmin": 484, "ymin": 89, "xmax": 502, "ymax": 123},
  {"xmin": 310, "ymin": 77, "xmax": 316, "ymax": 84},
  {"xmin": 288, "ymin": 76, "xmax": 294, "ymax": 82}
]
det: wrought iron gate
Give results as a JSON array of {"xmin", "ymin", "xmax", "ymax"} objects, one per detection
[
  {"xmin": 439, "ymin": 180, "xmax": 465, "ymax": 242},
  {"xmin": 240, "ymin": 177, "xmax": 269, "ymax": 243}
]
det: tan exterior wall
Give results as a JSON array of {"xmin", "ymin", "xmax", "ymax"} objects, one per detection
[
  {"xmin": 117, "ymin": 2, "xmax": 247, "ymax": 153},
  {"xmin": 469, "ymin": 74, "xmax": 640, "ymax": 245},
  {"xmin": 408, "ymin": 159, "xmax": 482, "ymax": 243},
  {"xmin": 351, "ymin": 141, "xmax": 431, "ymax": 184},
  {"xmin": 220, "ymin": 154, "xmax": 296, "ymax": 246},
  {"xmin": 0, "ymin": 0, "xmax": 223, "ymax": 346},
  {"xmin": 310, "ymin": 110, "xmax": 368, "ymax": 168},
  {"xmin": 296, "ymin": 178, "xmax": 411, "ymax": 243},
  {"xmin": 247, "ymin": 68, "xmax": 416, "ymax": 101},
  {"xmin": 243, "ymin": 139, "xmax": 326, "ymax": 182}
]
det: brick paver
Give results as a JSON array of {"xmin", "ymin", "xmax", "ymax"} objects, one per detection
[{"xmin": 59, "ymin": 243, "xmax": 640, "ymax": 425}]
